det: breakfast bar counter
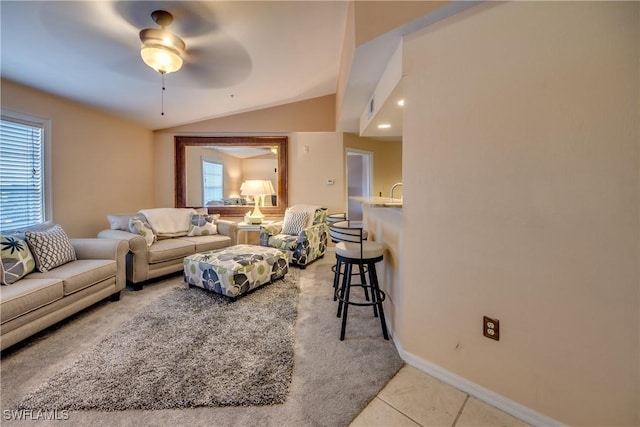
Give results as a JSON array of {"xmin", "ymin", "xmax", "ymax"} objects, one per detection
[
  {"xmin": 348, "ymin": 196, "xmax": 403, "ymax": 208},
  {"xmin": 349, "ymin": 197, "xmax": 403, "ymax": 340}
]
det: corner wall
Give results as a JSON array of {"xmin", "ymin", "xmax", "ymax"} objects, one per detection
[{"xmin": 401, "ymin": 2, "xmax": 639, "ymax": 425}]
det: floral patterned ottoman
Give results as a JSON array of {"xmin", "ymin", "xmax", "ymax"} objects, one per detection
[{"xmin": 183, "ymin": 244, "xmax": 289, "ymax": 299}]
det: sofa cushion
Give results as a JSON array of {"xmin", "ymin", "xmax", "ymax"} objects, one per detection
[
  {"xmin": 187, "ymin": 214, "xmax": 219, "ymax": 236},
  {"xmin": 1, "ymin": 236, "xmax": 36, "ymax": 285},
  {"xmin": 30, "ymin": 259, "xmax": 117, "ymax": 296},
  {"xmin": 24, "ymin": 224, "xmax": 77, "ymax": 272},
  {"xmin": 181, "ymin": 235, "xmax": 232, "ymax": 253},
  {"xmin": 0, "ymin": 278, "xmax": 64, "ymax": 324},
  {"xmin": 147, "ymin": 239, "xmax": 195, "ymax": 264}
]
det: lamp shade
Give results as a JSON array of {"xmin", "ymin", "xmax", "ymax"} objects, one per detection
[
  {"xmin": 240, "ymin": 180, "xmax": 274, "ymax": 224},
  {"xmin": 240, "ymin": 180, "xmax": 275, "ymax": 196}
]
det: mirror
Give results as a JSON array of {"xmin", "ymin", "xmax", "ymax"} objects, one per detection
[{"xmin": 175, "ymin": 136, "xmax": 288, "ymax": 216}]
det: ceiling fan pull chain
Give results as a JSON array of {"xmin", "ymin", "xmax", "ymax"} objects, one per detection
[{"xmin": 161, "ymin": 73, "xmax": 165, "ymax": 116}]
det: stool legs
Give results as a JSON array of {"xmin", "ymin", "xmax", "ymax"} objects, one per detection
[
  {"xmin": 333, "ymin": 257, "xmax": 370, "ymax": 302},
  {"xmin": 333, "ymin": 258, "xmax": 342, "ymax": 301},
  {"xmin": 358, "ymin": 260, "xmax": 371, "ymax": 303},
  {"xmin": 368, "ymin": 261, "xmax": 388, "ymax": 340},
  {"xmin": 335, "ymin": 258, "xmax": 388, "ymax": 341},
  {"xmin": 339, "ymin": 263, "xmax": 353, "ymax": 340},
  {"xmin": 360, "ymin": 259, "xmax": 377, "ymax": 318}
]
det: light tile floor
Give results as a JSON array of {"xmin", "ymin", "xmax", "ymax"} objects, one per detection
[{"xmin": 350, "ymin": 365, "xmax": 532, "ymax": 427}]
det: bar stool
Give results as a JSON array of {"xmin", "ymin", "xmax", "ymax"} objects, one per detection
[
  {"xmin": 327, "ymin": 212, "xmax": 347, "ymax": 225},
  {"xmin": 329, "ymin": 221, "xmax": 388, "ymax": 341},
  {"xmin": 327, "ymin": 214, "xmax": 369, "ymax": 302}
]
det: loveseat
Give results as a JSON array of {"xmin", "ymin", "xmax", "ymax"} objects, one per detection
[
  {"xmin": 98, "ymin": 208, "xmax": 237, "ymax": 290},
  {"xmin": 0, "ymin": 223, "xmax": 128, "ymax": 351},
  {"xmin": 260, "ymin": 205, "xmax": 328, "ymax": 268}
]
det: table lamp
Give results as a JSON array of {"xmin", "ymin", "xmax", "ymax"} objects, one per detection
[{"xmin": 240, "ymin": 180, "xmax": 275, "ymax": 224}]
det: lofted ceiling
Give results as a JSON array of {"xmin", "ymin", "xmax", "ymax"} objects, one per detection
[
  {"xmin": 0, "ymin": 1, "xmax": 348, "ymax": 130},
  {"xmin": 0, "ymin": 1, "xmax": 475, "ymax": 137}
]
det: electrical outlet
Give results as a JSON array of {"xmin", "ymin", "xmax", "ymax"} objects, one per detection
[{"xmin": 483, "ymin": 316, "xmax": 500, "ymax": 341}]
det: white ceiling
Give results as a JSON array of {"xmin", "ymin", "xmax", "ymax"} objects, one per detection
[
  {"xmin": 0, "ymin": 1, "xmax": 348, "ymax": 130},
  {"xmin": 0, "ymin": 1, "xmax": 475, "ymax": 136}
]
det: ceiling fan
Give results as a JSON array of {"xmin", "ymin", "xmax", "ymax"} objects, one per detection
[
  {"xmin": 129, "ymin": 4, "xmax": 252, "ymax": 88},
  {"xmin": 139, "ymin": 10, "xmax": 185, "ymax": 75},
  {"xmin": 36, "ymin": 2, "xmax": 252, "ymax": 89}
]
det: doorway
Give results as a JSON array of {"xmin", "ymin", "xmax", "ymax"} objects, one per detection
[{"xmin": 346, "ymin": 149, "xmax": 373, "ymax": 223}]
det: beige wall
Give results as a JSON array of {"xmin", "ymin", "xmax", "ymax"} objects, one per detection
[
  {"xmin": 353, "ymin": 1, "xmax": 448, "ymax": 46},
  {"xmin": 154, "ymin": 93, "xmax": 344, "ymax": 216},
  {"xmin": 402, "ymin": 2, "xmax": 639, "ymax": 425},
  {"xmin": 160, "ymin": 94, "xmax": 336, "ymax": 134},
  {"xmin": 1, "ymin": 80, "xmax": 155, "ymax": 237},
  {"xmin": 288, "ymin": 132, "xmax": 344, "ymax": 213},
  {"xmin": 344, "ymin": 133, "xmax": 402, "ymax": 199}
]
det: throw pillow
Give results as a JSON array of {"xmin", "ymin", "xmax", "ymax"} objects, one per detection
[
  {"xmin": 24, "ymin": 225, "xmax": 77, "ymax": 273},
  {"xmin": 129, "ymin": 215, "xmax": 156, "ymax": 247},
  {"xmin": 282, "ymin": 210, "xmax": 309, "ymax": 236},
  {"xmin": 187, "ymin": 214, "xmax": 219, "ymax": 236},
  {"xmin": 1, "ymin": 235, "xmax": 36, "ymax": 285},
  {"xmin": 107, "ymin": 214, "xmax": 133, "ymax": 231},
  {"xmin": 288, "ymin": 204, "xmax": 320, "ymax": 228}
]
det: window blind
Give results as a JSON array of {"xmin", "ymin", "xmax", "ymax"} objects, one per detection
[{"xmin": 0, "ymin": 118, "xmax": 45, "ymax": 232}]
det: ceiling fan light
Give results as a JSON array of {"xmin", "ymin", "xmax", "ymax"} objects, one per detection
[{"xmin": 140, "ymin": 45, "xmax": 183, "ymax": 74}]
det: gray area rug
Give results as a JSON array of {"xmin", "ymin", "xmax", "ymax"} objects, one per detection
[
  {"xmin": 16, "ymin": 276, "xmax": 298, "ymax": 411},
  {"xmin": 2, "ymin": 256, "xmax": 403, "ymax": 426}
]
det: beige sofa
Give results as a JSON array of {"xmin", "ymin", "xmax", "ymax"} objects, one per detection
[
  {"xmin": 1, "ymin": 224, "xmax": 128, "ymax": 351},
  {"xmin": 97, "ymin": 209, "xmax": 237, "ymax": 290}
]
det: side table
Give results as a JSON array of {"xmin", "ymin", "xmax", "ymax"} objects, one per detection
[{"xmin": 237, "ymin": 220, "xmax": 274, "ymax": 244}]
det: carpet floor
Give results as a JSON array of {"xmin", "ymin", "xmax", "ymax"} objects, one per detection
[
  {"xmin": 1, "ymin": 255, "xmax": 403, "ymax": 426},
  {"xmin": 15, "ymin": 273, "xmax": 299, "ymax": 411}
]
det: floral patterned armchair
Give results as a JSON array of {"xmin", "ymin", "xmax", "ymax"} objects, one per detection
[{"xmin": 259, "ymin": 206, "xmax": 328, "ymax": 269}]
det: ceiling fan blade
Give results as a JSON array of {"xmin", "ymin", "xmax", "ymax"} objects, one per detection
[
  {"xmin": 177, "ymin": 42, "xmax": 252, "ymax": 89},
  {"xmin": 37, "ymin": 2, "xmax": 148, "ymax": 77}
]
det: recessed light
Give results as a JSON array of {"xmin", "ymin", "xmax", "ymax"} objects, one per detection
[
  {"xmin": 377, "ymin": 124, "xmax": 391, "ymax": 129},
  {"xmin": 397, "ymin": 99, "xmax": 405, "ymax": 107}
]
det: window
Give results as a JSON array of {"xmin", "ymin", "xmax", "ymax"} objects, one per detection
[
  {"xmin": 202, "ymin": 160, "xmax": 223, "ymax": 204},
  {"xmin": 0, "ymin": 109, "xmax": 51, "ymax": 232}
]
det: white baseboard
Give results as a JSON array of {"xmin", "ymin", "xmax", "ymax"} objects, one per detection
[{"xmin": 390, "ymin": 334, "xmax": 566, "ymax": 427}]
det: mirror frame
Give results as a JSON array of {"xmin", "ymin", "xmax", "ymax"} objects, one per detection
[{"xmin": 175, "ymin": 136, "xmax": 288, "ymax": 216}]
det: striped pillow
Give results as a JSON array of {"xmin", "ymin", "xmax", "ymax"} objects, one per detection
[{"xmin": 282, "ymin": 211, "xmax": 309, "ymax": 236}]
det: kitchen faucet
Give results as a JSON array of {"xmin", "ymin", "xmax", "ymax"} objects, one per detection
[{"xmin": 390, "ymin": 182, "xmax": 403, "ymax": 200}]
